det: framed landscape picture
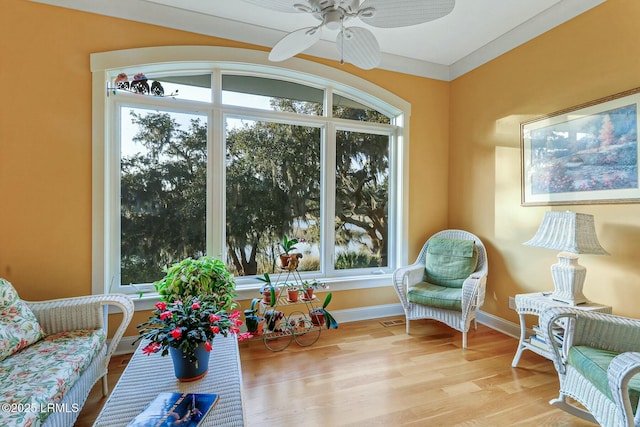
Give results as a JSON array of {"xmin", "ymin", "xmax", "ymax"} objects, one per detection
[{"xmin": 521, "ymin": 88, "xmax": 640, "ymax": 206}]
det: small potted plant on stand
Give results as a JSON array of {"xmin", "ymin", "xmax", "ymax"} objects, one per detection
[
  {"xmin": 309, "ymin": 292, "xmax": 338, "ymax": 329},
  {"xmin": 264, "ymin": 309, "xmax": 285, "ymax": 332},
  {"xmin": 135, "ymin": 297, "xmax": 252, "ymax": 382},
  {"xmin": 257, "ymin": 273, "xmax": 278, "ymax": 305},
  {"xmin": 279, "ymin": 235, "xmax": 298, "ymax": 269},
  {"xmin": 286, "ymin": 283, "xmax": 300, "ymax": 302},
  {"xmin": 244, "ymin": 298, "xmax": 265, "ymax": 336},
  {"xmin": 301, "ymin": 280, "xmax": 327, "ymax": 300}
]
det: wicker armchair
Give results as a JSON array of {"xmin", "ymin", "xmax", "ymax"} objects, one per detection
[
  {"xmin": 539, "ymin": 307, "xmax": 640, "ymax": 427},
  {"xmin": 392, "ymin": 230, "xmax": 488, "ymax": 348}
]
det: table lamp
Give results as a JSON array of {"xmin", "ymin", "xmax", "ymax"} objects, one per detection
[{"xmin": 523, "ymin": 211, "xmax": 609, "ymax": 305}]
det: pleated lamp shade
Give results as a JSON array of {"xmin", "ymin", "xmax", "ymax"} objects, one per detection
[{"xmin": 524, "ymin": 211, "xmax": 609, "ymax": 255}]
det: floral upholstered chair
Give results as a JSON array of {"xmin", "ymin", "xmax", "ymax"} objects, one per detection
[{"xmin": 392, "ymin": 229, "xmax": 488, "ymax": 348}]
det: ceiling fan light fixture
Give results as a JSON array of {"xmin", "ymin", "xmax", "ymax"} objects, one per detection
[{"xmin": 324, "ymin": 9, "xmax": 343, "ymax": 31}]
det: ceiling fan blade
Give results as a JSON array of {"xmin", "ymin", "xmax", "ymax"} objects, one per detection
[
  {"xmin": 359, "ymin": 0, "xmax": 455, "ymax": 28},
  {"xmin": 269, "ymin": 26, "xmax": 322, "ymax": 62},
  {"xmin": 336, "ymin": 27, "xmax": 380, "ymax": 70},
  {"xmin": 240, "ymin": 0, "xmax": 306, "ymax": 13}
]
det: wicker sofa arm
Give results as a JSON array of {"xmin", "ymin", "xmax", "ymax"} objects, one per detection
[
  {"xmin": 562, "ymin": 309, "xmax": 640, "ymax": 352},
  {"xmin": 608, "ymin": 351, "xmax": 640, "ymax": 426},
  {"xmin": 541, "ymin": 307, "xmax": 640, "ymax": 374},
  {"xmin": 27, "ymin": 294, "xmax": 134, "ymax": 361},
  {"xmin": 540, "ymin": 307, "xmax": 575, "ymax": 374}
]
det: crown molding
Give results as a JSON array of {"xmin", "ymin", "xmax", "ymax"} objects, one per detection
[
  {"xmin": 29, "ymin": 0, "xmax": 605, "ymax": 81},
  {"xmin": 449, "ymin": 0, "xmax": 606, "ymax": 80}
]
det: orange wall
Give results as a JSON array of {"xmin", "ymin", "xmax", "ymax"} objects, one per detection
[
  {"xmin": 449, "ymin": 0, "xmax": 640, "ymax": 321},
  {"xmin": 0, "ymin": 0, "xmax": 448, "ymax": 307},
  {"xmin": 9, "ymin": 0, "xmax": 636, "ymax": 329}
]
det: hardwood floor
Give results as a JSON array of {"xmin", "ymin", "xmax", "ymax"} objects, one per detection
[{"xmin": 76, "ymin": 317, "xmax": 595, "ymax": 426}]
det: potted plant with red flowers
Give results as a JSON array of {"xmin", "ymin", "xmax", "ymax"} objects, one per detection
[{"xmin": 135, "ymin": 297, "xmax": 252, "ymax": 382}]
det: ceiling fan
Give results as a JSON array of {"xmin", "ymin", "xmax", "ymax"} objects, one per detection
[{"xmin": 240, "ymin": 0, "xmax": 456, "ymax": 70}]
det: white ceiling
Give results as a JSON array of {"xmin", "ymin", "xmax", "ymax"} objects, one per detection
[{"xmin": 31, "ymin": 0, "xmax": 605, "ymax": 80}]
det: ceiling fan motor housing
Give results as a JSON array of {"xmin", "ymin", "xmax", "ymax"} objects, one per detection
[{"xmin": 305, "ymin": 0, "xmax": 359, "ymax": 15}]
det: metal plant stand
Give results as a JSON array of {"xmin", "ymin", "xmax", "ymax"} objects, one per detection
[{"xmin": 254, "ymin": 267, "xmax": 323, "ymax": 352}]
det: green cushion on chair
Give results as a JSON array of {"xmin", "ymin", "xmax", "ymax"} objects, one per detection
[
  {"xmin": 407, "ymin": 282, "xmax": 462, "ymax": 311},
  {"xmin": 425, "ymin": 238, "xmax": 478, "ymax": 288},
  {"xmin": 568, "ymin": 346, "xmax": 640, "ymax": 412}
]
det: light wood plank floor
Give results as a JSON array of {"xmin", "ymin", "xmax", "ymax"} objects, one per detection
[{"xmin": 76, "ymin": 316, "xmax": 595, "ymax": 426}]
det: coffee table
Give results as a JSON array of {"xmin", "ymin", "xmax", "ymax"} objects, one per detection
[{"xmin": 93, "ymin": 334, "xmax": 245, "ymax": 426}]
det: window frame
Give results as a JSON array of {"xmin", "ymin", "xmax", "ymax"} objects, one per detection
[{"xmin": 91, "ymin": 46, "xmax": 411, "ymax": 306}]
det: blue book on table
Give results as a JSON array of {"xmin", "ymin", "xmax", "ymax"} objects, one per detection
[{"xmin": 127, "ymin": 392, "xmax": 219, "ymax": 427}]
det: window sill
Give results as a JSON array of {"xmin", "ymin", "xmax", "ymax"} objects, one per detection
[
  {"xmin": 234, "ymin": 273, "xmax": 392, "ymax": 300},
  {"xmin": 114, "ymin": 273, "xmax": 393, "ymax": 313}
]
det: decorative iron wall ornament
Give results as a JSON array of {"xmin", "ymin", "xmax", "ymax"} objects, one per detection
[{"xmin": 107, "ymin": 72, "xmax": 176, "ymax": 98}]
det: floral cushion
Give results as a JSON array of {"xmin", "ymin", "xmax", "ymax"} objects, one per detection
[
  {"xmin": 0, "ymin": 278, "xmax": 19, "ymax": 308},
  {"xmin": 0, "ymin": 279, "xmax": 44, "ymax": 362},
  {"xmin": 0, "ymin": 328, "xmax": 106, "ymax": 426}
]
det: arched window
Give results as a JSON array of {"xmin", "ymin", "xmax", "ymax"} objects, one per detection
[{"xmin": 91, "ymin": 47, "xmax": 409, "ymax": 299}]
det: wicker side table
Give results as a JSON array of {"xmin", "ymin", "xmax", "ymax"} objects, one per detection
[
  {"xmin": 93, "ymin": 334, "xmax": 245, "ymax": 426},
  {"xmin": 511, "ymin": 292, "xmax": 612, "ymax": 367}
]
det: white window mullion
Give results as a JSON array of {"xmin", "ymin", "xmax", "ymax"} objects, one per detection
[
  {"xmin": 210, "ymin": 71, "xmax": 225, "ymax": 258},
  {"xmin": 323, "ymin": 122, "xmax": 337, "ymax": 276},
  {"xmin": 210, "ymin": 107, "xmax": 225, "ymax": 258},
  {"xmin": 106, "ymin": 100, "xmax": 122, "ymax": 293},
  {"xmin": 395, "ymin": 113, "xmax": 409, "ymax": 267}
]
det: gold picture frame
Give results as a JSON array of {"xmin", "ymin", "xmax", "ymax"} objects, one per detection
[{"xmin": 521, "ymin": 88, "xmax": 640, "ymax": 206}]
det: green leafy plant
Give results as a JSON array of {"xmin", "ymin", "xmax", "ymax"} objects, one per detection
[
  {"xmin": 153, "ymin": 256, "xmax": 237, "ymax": 311},
  {"xmin": 280, "ymin": 235, "xmax": 299, "ymax": 254},
  {"xmin": 135, "ymin": 297, "xmax": 251, "ymax": 363}
]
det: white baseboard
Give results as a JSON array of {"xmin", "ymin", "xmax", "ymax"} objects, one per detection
[
  {"xmin": 113, "ymin": 303, "xmax": 520, "ymax": 355},
  {"xmin": 332, "ymin": 303, "xmax": 406, "ymax": 323},
  {"xmin": 115, "ymin": 336, "xmax": 141, "ymax": 355},
  {"xmin": 476, "ymin": 309, "xmax": 521, "ymax": 339}
]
